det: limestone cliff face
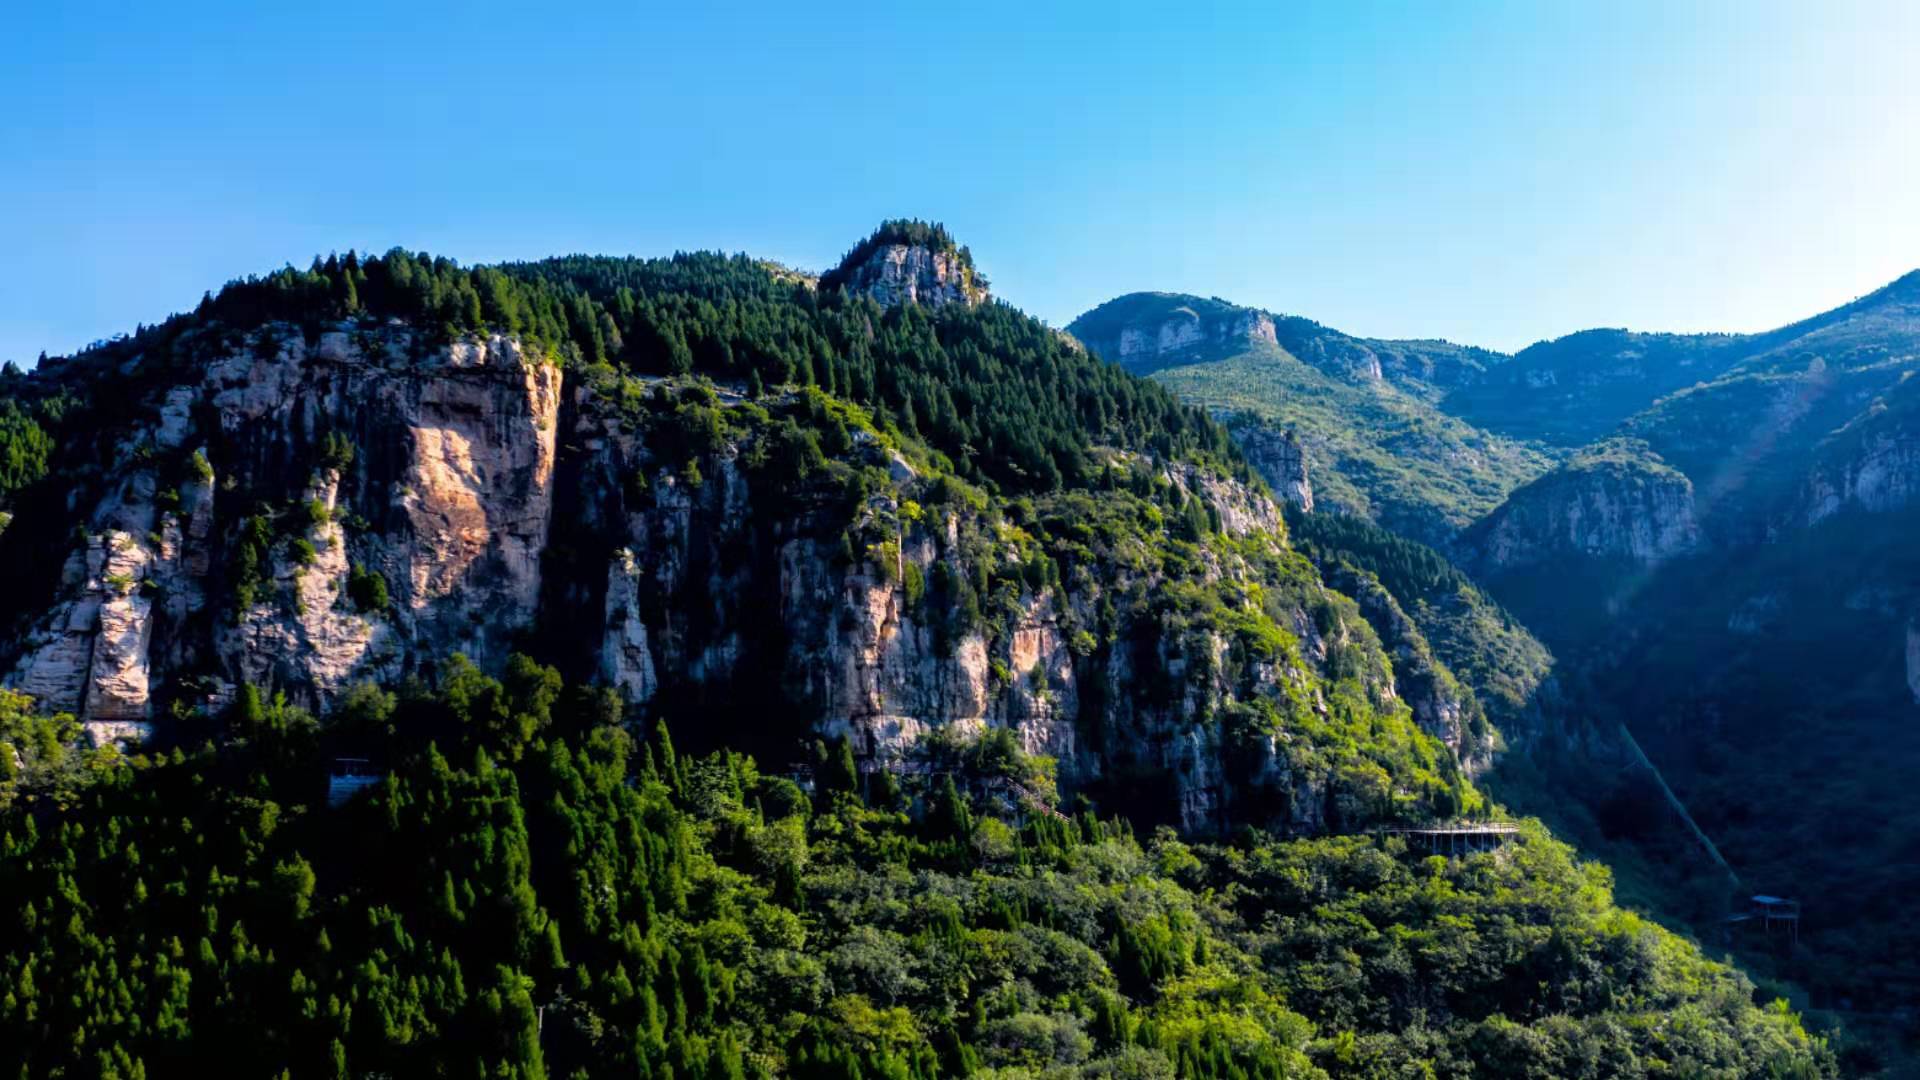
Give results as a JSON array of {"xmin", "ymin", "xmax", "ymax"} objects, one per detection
[
  {"xmin": 1231, "ymin": 424, "xmax": 1313, "ymax": 510},
  {"xmin": 1796, "ymin": 418, "xmax": 1920, "ymax": 527},
  {"xmin": 834, "ymin": 244, "xmax": 986, "ymax": 309},
  {"xmin": 1115, "ymin": 308, "xmax": 1276, "ymax": 368},
  {"xmin": 6, "ymin": 326, "xmax": 561, "ymax": 737},
  {"xmin": 1468, "ymin": 455, "xmax": 1699, "ymax": 570},
  {"xmin": 1071, "ymin": 295, "xmax": 1277, "ymax": 373},
  {"xmin": 552, "ymin": 403, "xmax": 1346, "ymax": 829},
  {"xmin": 2, "ymin": 320, "xmax": 1472, "ymax": 834}
]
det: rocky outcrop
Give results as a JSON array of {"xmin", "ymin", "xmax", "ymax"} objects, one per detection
[
  {"xmin": 1070, "ymin": 294, "xmax": 1277, "ymax": 373},
  {"xmin": 600, "ymin": 548, "xmax": 659, "ymax": 702},
  {"xmin": 1115, "ymin": 308, "xmax": 1275, "ymax": 368},
  {"xmin": 835, "ymin": 244, "xmax": 985, "ymax": 309},
  {"xmin": 1797, "ymin": 421, "xmax": 1920, "ymax": 527},
  {"xmin": 6, "ymin": 325, "xmax": 561, "ymax": 720},
  {"xmin": 1469, "ymin": 453, "xmax": 1700, "ymax": 569},
  {"xmin": 1907, "ymin": 620, "xmax": 1920, "ymax": 705},
  {"xmin": 225, "ymin": 468, "xmax": 388, "ymax": 699},
  {"xmin": 1231, "ymin": 424, "xmax": 1313, "ymax": 510},
  {"xmin": 2, "ymin": 319, "xmax": 1476, "ymax": 837},
  {"xmin": 532, "ymin": 376, "xmax": 1446, "ymax": 833},
  {"xmin": 1070, "ymin": 293, "xmax": 1501, "ymax": 397}
]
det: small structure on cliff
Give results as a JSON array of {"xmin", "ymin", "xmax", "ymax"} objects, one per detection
[
  {"xmin": 1380, "ymin": 822, "xmax": 1519, "ymax": 855},
  {"xmin": 1725, "ymin": 894, "xmax": 1801, "ymax": 945},
  {"xmin": 326, "ymin": 758, "xmax": 381, "ymax": 807}
]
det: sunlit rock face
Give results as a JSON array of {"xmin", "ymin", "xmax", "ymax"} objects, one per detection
[
  {"xmin": 2, "ymin": 316, "xmax": 1478, "ymax": 837},
  {"xmin": 835, "ymin": 244, "xmax": 986, "ymax": 309},
  {"xmin": 7, "ymin": 326, "xmax": 560, "ymax": 722}
]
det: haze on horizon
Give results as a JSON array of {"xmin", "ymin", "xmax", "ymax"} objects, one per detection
[{"xmin": 3, "ymin": 0, "xmax": 1916, "ymax": 365}]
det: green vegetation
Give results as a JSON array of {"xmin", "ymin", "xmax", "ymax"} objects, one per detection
[
  {"xmin": 1066, "ymin": 293, "xmax": 1549, "ymax": 546},
  {"xmin": 817, "ymin": 218, "xmax": 987, "ymax": 296},
  {"xmin": 1286, "ymin": 508, "xmax": 1554, "ymax": 735},
  {"xmin": 0, "ymin": 401, "xmax": 53, "ymax": 499},
  {"xmin": 584, "ymin": 375, "xmax": 1472, "ymax": 831},
  {"xmin": 1445, "ymin": 329, "xmax": 1748, "ymax": 447},
  {"xmin": 0, "ymin": 661, "xmax": 1834, "ymax": 1078},
  {"xmin": 1511, "ymin": 499, "xmax": 1920, "ymax": 1072},
  {"xmin": 162, "ymin": 247, "xmax": 1233, "ymax": 497},
  {"xmin": 346, "ymin": 564, "xmax": 389, "ymax": 613},
  {"xmin": 0, "ymin": 689, "xmax": 122, "ymax": 810},
  {"xmin": 1151, "ymin": 350, "xmax": 1552, "ymax": 547}
]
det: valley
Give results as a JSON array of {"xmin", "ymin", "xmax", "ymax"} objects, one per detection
[{"xmin": 1073, "ymin": 269, "xmax": 1920, "ymax": 1073}]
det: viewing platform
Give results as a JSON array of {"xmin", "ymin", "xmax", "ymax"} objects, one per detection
[
  {"xmin": 326, "ymin": 758, "xmax": 382, "ymax": 807},
  {"xmin": 1379, "ymin": 822, "xmax": 1521, "ymax": 855},
  {"xmin": 1724, "ymin": 894, "xmax": 1801, "ymax": 944}
]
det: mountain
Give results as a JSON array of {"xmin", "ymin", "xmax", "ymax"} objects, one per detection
[
  {"xmin": 0, "ymin": 225, "xmax": 1840, "ymax": 1077},
  {"xmin": 1070, "ymin": 271, "xmax": 1920, "ymax": 1068},
  {"xmin": 1461, "ymin": 269, "xmax": 1920, "ymax": 619},
  {"xmin": 1437, "ymin": 273, "xmax": 1920, "ymax": 1036},
  {"xmin": 1451, "ymin": 270, "xmax": 1920, "ymax": 448},
  {"xmin": 1069, "ymin": 293, "xmax": 1554, "ymax": 547},
  {"xmin": 0, "ymin": 241, "xmax": 1484, "ymax": 837}
]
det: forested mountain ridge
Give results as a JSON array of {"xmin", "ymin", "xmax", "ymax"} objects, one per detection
[
  {"xmin": 1067, "ymin": 292, "xmax": 1554, "ymax": 547},
  {"xmin": 0, "ymin": 224, "xmax": 1844, "ymax": 1076},
  {"xmin": 1072, "ymin": 270, "xmax": 1920, "ymax": 1072},
  {"xmin": 0, "ymin": 234, "xmax": 1487, "ymax": 836},
  {"xmin": 1450, "ymin": 269, "xmax": 1920, "ymax": 448},
  {"xmin": 1443, "ymin": 275, "xmax": 1920, "ymax": 1044},
  {"xmin": 1460, "ymin": 267, "xmax": 1920, "ymax": 617}
]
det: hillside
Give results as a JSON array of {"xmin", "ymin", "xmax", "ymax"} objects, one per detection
[
  {"xmin": 0, "ymin": 226, "xmax": 1841, "ymax": 1077},
  {"xmin": 1450, "ymin": 270, "xmax": 1920, "ymax": 450},
  {"xmin": 1437, "ymin": 270, "xmax": 1920, "ymax": 1053},
  {"xmin": 1064, "ymin": 270, "xmax": 1920, "ymax": 1068},
  {"xmin": 1069, "ymin": 293, "xmax": 1554, "ymax": 547}
]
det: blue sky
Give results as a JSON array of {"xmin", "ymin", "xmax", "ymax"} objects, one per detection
[{"xmin": 4, "ymin": 0, "xmax": 1916, "ymax": 363}]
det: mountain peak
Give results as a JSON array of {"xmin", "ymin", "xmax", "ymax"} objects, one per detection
[
  {"xmin": 818, "ymin": 218, "xmax": 988, "ymax": 309},
  {"xmin": 1067, "ymin": 291, "xmax": 1278, "ymax": 374}
]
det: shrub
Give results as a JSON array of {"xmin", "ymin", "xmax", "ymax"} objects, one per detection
[{"xmin": 348, "ymin": 564, "xmax": 389, "ymax": 612}]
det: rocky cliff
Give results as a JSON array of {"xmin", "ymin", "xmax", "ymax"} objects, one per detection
[
  {"xmin": 1069, "ymin": 293, "xmax": 1277, "ymax": 374},
  {"xmin": 828, "ymin": 243, "xmax": 986, "ymax": 309},
  {"xmin": 1466, "ymin": 444, "xmax": 1699, "ymax": 570},
  {"xmin": 7, "ymin": 326, "xmax": 561, "ymax": 742},
  {"xmin": 1230, "ymin": 422, "xmax": 1313, "ymax": 510},
  {"xmin": 546, "ymin": 375, "xmax": 1458, "ymax": 832},
  {"xmin": 1070, "ymin": 292, "xmax": 1502, "ymax": 397},
  {"xmin": 1793, "ymin": 393, "xmax": 1920, "ymax": 528},
  {"xmin": 1, "ymin": 316, "xmax": 1473, "ymax": 834}
]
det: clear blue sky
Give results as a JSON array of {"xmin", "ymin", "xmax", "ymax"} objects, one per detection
[{"xmin": 4, "ymin": 0, "xmax": 1916, "ymax": 364}]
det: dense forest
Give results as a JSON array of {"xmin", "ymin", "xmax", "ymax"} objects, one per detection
[{"xmin": 0, "ymin": 661, "xmax": 1835, "ymax": 1079}]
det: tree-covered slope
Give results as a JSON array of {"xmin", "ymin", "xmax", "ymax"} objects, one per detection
[
  {"xmin": 1441, "ymin": 271, "xmax": 1920, "ymax": 1063},
  {"xmin": 1284, "ymin": 507, "xmax": 1557, "ymax": 742},
  {"xmin": 0, "ymin": 664, "xmax": 1836, "ymax": 1078},
  {"xmin": 1153, "ymin": 349, "xmax": 1554, "ymax": 548},
  {"xmin": 1067, "ymin": 293, "xmax": 1554, "ymax": 548}
]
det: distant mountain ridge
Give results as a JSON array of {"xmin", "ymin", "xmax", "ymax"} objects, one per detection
[
  {"xmin": 1069, "ymin": 290, "xmax": 1502, "ymax": 394},
  {"xmin": 1071, "ymin": 269, "xmax": 1920, "ymax": 1039},
  {"xmin": 1068, "ymin": 291, "xmax": 1552, "ymax": 548}
]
